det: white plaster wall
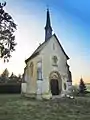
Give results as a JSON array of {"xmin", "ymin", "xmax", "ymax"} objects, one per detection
[
  {"xmin": 25, "ymin": 54, "xmax": 44, "ymax": 94},
  {"xmin": 24, "ymin": 67, "xmax": 32, "ymax": 94},
  {"xmin": 36, "ymin": 54, "xmax": 50, "ymax": 94},
  {"xmin": 21, "ymin": 83, "xmax": 27, "ymax": 93},
  {"xmin": 40, "ymin": 35, "xmax": 69, "ymax": 93},
  {"xmin": 25, "ymin": 35, "xmax": 70, "ymax": 95},
  {"xmin": 26, "ymin": 75, "xmax": 31, "ymax": 94},
  {"xmin": 36, "ymin": 81, "xmax": 43, "ymax": 94},
  {"xmin": 66, "ymin": 82, "xmax": 72, "ymax": 91}
]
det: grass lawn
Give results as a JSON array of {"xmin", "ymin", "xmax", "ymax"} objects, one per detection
[{"xmin": 0, "ymin": 94, "xmax": 90, "ymax": 120}]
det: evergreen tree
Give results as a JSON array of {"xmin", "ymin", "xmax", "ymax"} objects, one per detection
[
  {"xmin": 9, "ymin": 72, "xmax": 14, "ymax": 78},
  {"xmin": 1, "ymin": 68, "xmax": 9, "ymax": 78},
  {"xmin": 79, "ymin": 78, "xmax": 87, "ymax": 94},
  {"xmin": 0, "ymin": 68, "xmax": 9, "ymax": 83}
]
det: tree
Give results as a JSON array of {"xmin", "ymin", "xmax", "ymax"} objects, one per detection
[
  {"xmin": 0, "ymin": 68, "xmax": 9, "ymax": 83},
  {"xmin": 18, "ymin": 74, "xmax": 22, "ymax": 83},
  {"xmin": 9, "ymin": 72, "xmax": 14, "ymax": 78},
  {"xmin": 1, "ymin": 68, "xmax": 9, "ymax": 78},
  {"xmin": 79, "ymin": 78, "xmax": 87, "ymax": 94},
  {"xmin": 8, "ymin": 72, "xmax": 17, "ymax": 83},
  {"xmin": 0, "ymin": 2, "xmax": 17, "ymax": 62},
  {"xmin": 8, "ymin": 72, "xmax": 22, "ymax": 83}
]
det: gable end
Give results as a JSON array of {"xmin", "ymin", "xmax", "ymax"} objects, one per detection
[{"xmin": 53, "ymin": 34, "xmax": 69, "ymax": 60}]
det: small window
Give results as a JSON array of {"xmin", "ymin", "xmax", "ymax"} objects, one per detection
[
  {"xmin": 30, "ymin": 62, "xmax": 33, "ymax": 77},
  {"xmin": 37, "ymin": 61, "xmax": 42, "ymax": 80},
  {"xmin": 53, "ymin": 43, "xmax": 55, "ymax": 50}
]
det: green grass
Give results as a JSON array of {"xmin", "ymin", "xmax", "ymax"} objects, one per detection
[{"xmin": 0, "ymin": 94, "xmax": 90, "ymax": 120}]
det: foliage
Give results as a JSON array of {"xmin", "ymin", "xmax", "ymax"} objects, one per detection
[
  {"xmin": 79, "ymin": 78, "xmax": 87, "ymax": 94},
  {"xmin": 8, "ymin": 72, "xmax": 22, "ymax": 83},
  {"xmin": 0, "ymin": 69, "xmax": 22, "ymax": 83},
  {"xmin": 0, "ymin": 2, "xmax": 17, "ymax": 62},
  {"xmin": 1, "ymin": 68, "xmax": 9, "ymax": 77},
  {"xmin": 72, "ymin": 85, "xmax": 79, "ymax": 96},
  {"xmin": 0, "ymin": 68, "xmax": 9, "ymax": 83}
]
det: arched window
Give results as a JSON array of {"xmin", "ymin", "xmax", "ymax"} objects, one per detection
[
  {"xmin": 30, "ymin": 62, "xmax": 33, "ymax": 77},
  {"xmin": 37, "ymin": 61, "xmax": 42, "ymax": 80}
]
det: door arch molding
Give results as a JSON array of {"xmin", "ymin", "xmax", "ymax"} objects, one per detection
[{"xmin": 49, "ymin": 71, "xmax": 62, "ymax": 95}]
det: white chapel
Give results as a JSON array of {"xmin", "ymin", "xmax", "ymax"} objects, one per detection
[{"xmin": 22, "ymin": 9, "xmax": 72, "ymax": 99}]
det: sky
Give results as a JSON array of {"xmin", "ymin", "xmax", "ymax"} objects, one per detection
[{"xmin": 0, "ymin": 0, "xmax": 90, "ymax": 84}]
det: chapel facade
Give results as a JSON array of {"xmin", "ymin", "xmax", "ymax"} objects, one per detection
[{"xmin": 22, "ymin": 9, "xmax": 72, "ymax": 99}]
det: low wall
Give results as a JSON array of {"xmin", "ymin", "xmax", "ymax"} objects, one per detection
[{"xmin": 0, "ymin": 83, "xmax": 21, "ymax": 93}]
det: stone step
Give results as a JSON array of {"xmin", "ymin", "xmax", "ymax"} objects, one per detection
[{"xmin": 52, "ymin": 95, "xmax": 62, "ymax": 99}]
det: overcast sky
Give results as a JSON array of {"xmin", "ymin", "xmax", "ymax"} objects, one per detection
[{"xmin": 0, "ymin": 0, "xmax": 90, "ymax": 84}]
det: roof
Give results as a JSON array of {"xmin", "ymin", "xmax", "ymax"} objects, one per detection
[
  {"xmin": 53, "ymin": 34, "xmax": 69, "ymax": 60},
  {"xmin": 25, "ymin": 34, "xmax": 69, "ymax": 63}
]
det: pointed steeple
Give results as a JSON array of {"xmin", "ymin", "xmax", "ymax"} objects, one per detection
[{"xmin": 45, "ymin": 8, "xmax": 52, "ymax": 41}]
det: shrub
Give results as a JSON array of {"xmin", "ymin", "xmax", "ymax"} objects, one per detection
[{"xmin": 79, "ymin": 78, "xmax": 87, "ymax": 95}]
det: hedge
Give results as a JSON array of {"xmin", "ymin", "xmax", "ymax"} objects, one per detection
[{"xmin": 0, "ymin": 83, "xmax": 21, "ymax": 93}]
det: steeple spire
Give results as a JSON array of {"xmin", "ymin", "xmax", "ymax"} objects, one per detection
[{"xmin": 45, "ymin": 8, "xmax": 52, "ymax": 41}]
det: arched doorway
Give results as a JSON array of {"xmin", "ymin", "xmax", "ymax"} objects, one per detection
[
  {"xmin": 49, "ymin": 71, "xmax": 61, "ymax": 95},
  {"xmin": 50, "ymin": 79, "xmax": 59, "ymax": 95}
]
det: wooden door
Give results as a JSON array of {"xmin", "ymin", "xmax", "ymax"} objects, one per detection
[{"xmin": 50, "ymin": 79, "xmax": 59, "ymax": 95}]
